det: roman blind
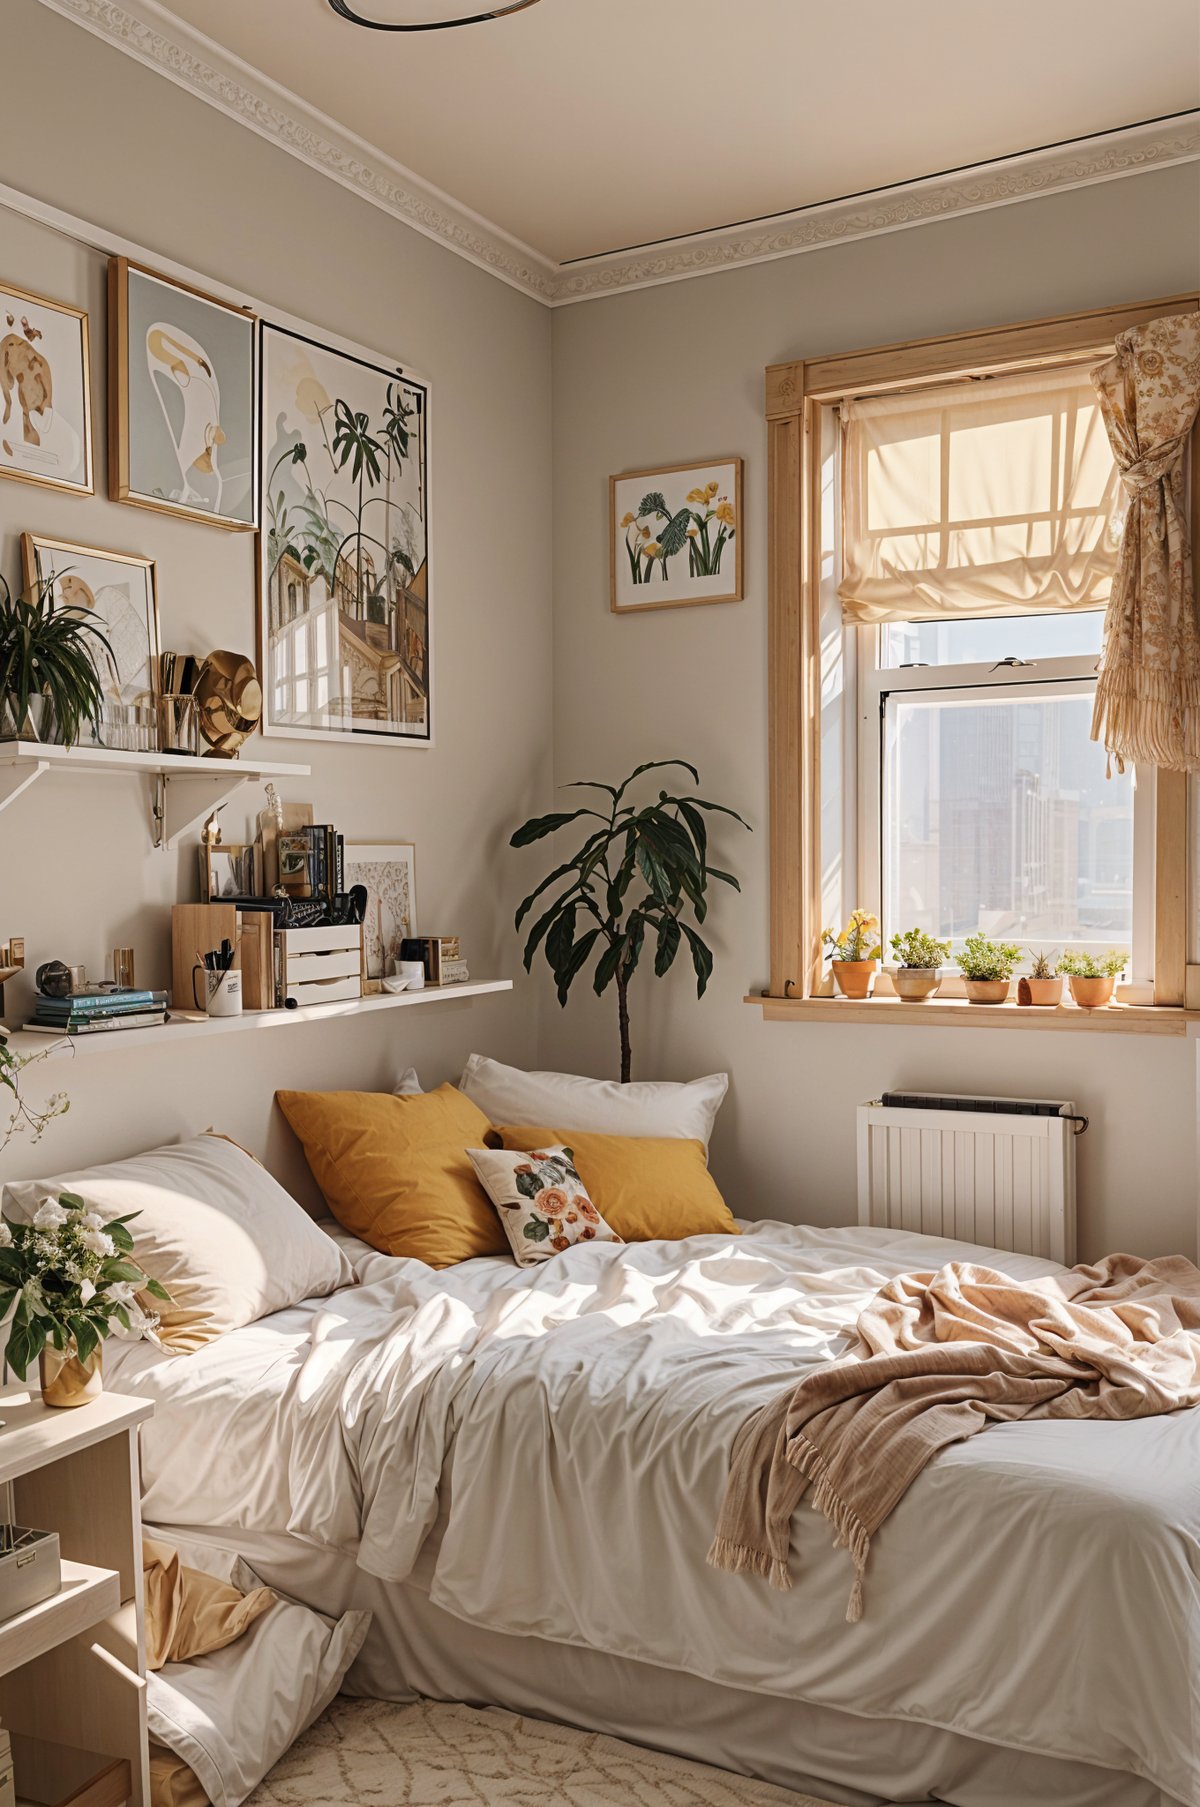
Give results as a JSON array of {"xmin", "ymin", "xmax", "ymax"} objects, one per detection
[{"xmin": 838, "ymin": 363, "xmax": 1119, "ymax": 625}]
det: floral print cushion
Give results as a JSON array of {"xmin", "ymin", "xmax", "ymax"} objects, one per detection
[{"xmin": 466, "ymin": 1145, "xmax": 622, "ymax": 1266}]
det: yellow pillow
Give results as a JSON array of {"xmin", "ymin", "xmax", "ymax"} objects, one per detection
[
  {"xmin": 497, "ymin": 1126, "xmax": 737, "ymax": 1243},
  {"xmin": 277, "ymin": 1084, "xmax": 505, "ymax": 1268}
]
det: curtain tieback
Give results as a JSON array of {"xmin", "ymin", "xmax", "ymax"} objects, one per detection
[{"xmin": 1117, "ymin": 435, "xmax": 1188, "ymax": 495}]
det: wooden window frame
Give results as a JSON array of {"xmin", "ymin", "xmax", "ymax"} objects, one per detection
[{"xmin": 763, "ymin": 293, "xmax": 1200, "ymax": 1021}]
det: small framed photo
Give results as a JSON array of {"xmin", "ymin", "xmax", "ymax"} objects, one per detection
[
  {"xmin": 109, "ymin": 257, "xmax": 258, "ymax": 530},
  {"xmin": 21, "ymin": 533, "xmax": 160, "ymax": 745},
  {"xmin": 344, "ymin": 843, "xmax": 417, "ymax": 982},
  {"xmin": 201, "ymin": 843, "xmax": 261, "ymax": 902},
  {"xmin": 0, "ymin": 281, "xmax": 93, "ymax": 494},
  {"xmin": 610, "ymin": 456, "xmax": 743, "ymax": 613}
]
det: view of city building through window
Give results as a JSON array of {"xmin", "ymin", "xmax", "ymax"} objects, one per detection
[{"xmin": 879, "ymin": 613, "xmax": 1133, "ymax": 959}]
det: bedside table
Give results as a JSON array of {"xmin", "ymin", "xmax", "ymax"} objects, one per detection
[{"xmin": 0, "ymin": 1390, "xmax": 153, "ymax": 1807}]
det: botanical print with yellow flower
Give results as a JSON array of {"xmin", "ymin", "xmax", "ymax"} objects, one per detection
[{"xmin": 611, "ymin": 460, "xmax": 743, "ymax": 611}]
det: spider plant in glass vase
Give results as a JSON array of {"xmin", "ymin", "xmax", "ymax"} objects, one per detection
[
  {"xmin": 889, "ymin": 927, "xmax": 951, "ymax": 1001},
  {"xmin": 0, "ymin": 571, "xmax": 116, "ymax": 747}
]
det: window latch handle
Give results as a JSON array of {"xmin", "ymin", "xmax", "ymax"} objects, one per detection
[{"xmin": 990, "ymin": 656, "xmax": 1037, "ymax": 670}]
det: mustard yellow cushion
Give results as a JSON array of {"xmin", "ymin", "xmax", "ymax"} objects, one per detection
[
  {"xmin": 497, "ymin": 1126, "xmax": 738, "ymax": 1242},
  {"xmin": 277, "ymin": 1084, "xmax": 506, "ymax": 1267}
]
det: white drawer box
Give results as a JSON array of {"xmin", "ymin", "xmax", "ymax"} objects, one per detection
[
  {"xmin": 287, "ymin": 974, "xmax": 363, "ymax": 1008},
  {"xmin": 280, "ymin": 926, "xmax": 363, "ymax": 958},
  {"xmin": 286, "ymin": 949, "xmax": 362, "ymax": 983}
]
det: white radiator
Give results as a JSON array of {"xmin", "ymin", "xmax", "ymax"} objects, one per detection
[{"xmin": 857, "ymin": 1092, "xmax": 1079, "ymax": 1263}]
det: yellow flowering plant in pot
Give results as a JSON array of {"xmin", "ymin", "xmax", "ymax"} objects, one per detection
[
  {"xmin": 822, "ymin": 911, "xmax": 882, "ymax": 999},
  {"xmin": 958, "ymin": 934, "xmax": 1022, "ymax": 1005},
  {"xmin": 889, "ymin": 928, "xmax": 951, "ymax": 1001},
  {"xmin": 1057, "ymin": 949, "xmax": 1127, "ymax": 1010}
]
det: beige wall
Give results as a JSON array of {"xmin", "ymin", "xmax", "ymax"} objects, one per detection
[
  {"xmin": 545, "ymin": 166, "xmax": 1200, "ymax": 1261},
  {"xmin": 0, "ymin": 0, "xmax": 551, "ymax": 1197}
]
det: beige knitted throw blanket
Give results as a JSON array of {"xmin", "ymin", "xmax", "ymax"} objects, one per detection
[{"xmin": 708, "ymin": 1254, "xmax": 1200, "ymax": 1622}]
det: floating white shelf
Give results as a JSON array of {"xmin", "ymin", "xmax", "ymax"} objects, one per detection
[
  {"xmin": 0, "ymin": 741, "xmax": 310, "ymax": 849},
  {"xmin": 4, "ymin": 979, "xmax": 514, "ymax": 1061},
  {"xmin": 0, "ymin": 1559, "xmax": 120, "ymax": 1681}
]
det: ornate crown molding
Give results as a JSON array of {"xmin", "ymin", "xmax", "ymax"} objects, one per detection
[{"xmin": 33, "ymin": 0, "xmax": 1200, "ymax": 309}]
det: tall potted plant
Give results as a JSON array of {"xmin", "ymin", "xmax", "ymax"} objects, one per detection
[
  {"xmin": 0, "ymin": 572, "xmax": 116, "ymax": 746},
  {"xmin": 512, "ymin": 760, "xmax": 749, "ymax": 1083}
]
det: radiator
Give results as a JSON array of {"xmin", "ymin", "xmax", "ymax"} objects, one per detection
[{"xmin": 856, "ymin": 1092, "xmax": 1079, "ymax": 1263}]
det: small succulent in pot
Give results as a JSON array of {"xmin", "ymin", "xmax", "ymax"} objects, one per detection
[
  {"xmin": 889, "ymin": 928, "xmax": 950, "ymax": 1000},
  {"xmin": 0, "ymin": 570, "xmax": 116, "ymax": 748},
  {"xmin": 1022, "ymin": 948, "xmax": 1064, "ymax": 1007},
  {"xmin": 1057, "ymin": 949, "xmax": 1127, "ymax": 1010},
  {"xmin": 958, "ymin": 933, "xmax": 1022, "ymax": 1005},
  {"xmin": 822, "ymin": 911, "xmax": 882, "ymax": 999}
]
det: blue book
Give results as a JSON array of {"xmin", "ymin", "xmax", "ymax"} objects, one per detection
[{"xmin": 37, "ymin": 990, "xmax": 166, "ymax": 1015}]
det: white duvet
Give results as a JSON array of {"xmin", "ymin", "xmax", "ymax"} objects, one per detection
[{"xmin": 112, "ymin": 1222, "xmax": 1200, "ymax": 1806}]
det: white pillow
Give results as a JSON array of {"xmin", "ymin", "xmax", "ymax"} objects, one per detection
[
  {"xmin": 2, "ymin": 1133, "xmax": 353, "ymax": 1353},
  {"xmin": 393, "ymin": 1067, "xmax": 423, "ymax": 1095},
  {"xmin": 467, "ymin": 1144, "xmax": 621, "ymax": 1265},
  {"xmin": 147, "ymin": 1563, "xmax": 369, "ymax": 1807},
  {"xmin": 460, "ymin": 1053, "xmax": 728, "ymax": 1149}
]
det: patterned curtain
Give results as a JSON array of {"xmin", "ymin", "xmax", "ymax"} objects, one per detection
[{"xmin": 1090, "ymin": 310, "xmax": 1200, "ymax": 772}]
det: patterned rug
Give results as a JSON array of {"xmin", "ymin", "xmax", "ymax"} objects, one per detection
[{"xmin": 247, "ymin": 1696, "xmax": 855, "ymax": 1806}]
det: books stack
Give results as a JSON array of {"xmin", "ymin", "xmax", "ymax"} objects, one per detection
[
  {"xmin": 25, "ymin": 987, "xmax": 170, "ymax": 1037},
  {"xmin": 400, "ymin": 936, "xmax": 470, "ymax": 985},
  {"xmin": 277, "ymin": 824, "xmax": 345, "ymax": 902}
]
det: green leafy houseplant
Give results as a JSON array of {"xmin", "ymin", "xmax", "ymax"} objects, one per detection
[
  {"xmin": 958, "ymin": 935, "xmax": 1023, "ymax": 982},
  {"xmin": 0, "ymin": 571, "xmax": 116, "ymax": 747},
  {"xmin": 890, "ymin": 928, "xmax": 951, "ymax": 970},
  {"xmin": 1056, "ymin": 950, "xmax": 1127, "ymax": 978},
  {"xmin": 512, "ymin": 760, "xmax": 749, "ymax": 1083},
  {"xmin": 0, "ymin": 1194, "xmax": 168, "ymax": 1382}
]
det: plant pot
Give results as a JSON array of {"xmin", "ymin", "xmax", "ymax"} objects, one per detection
[
  {"xmin": 1068, "ymin": 975, "xmax": 1115, "ymax": 1010},
  {"xmin": 38, "ymin": 1342, "xmax": 103, "ymax": 1410},
  {"xmin": 0, "ymin": 693, "xmax": 52, "ymax": 742},
  {"xmin": 964, "ymin": 978, "xmax": 1010, "ymax": 1005},
  {"xmin": 832, "ymin": 959, "xmax": 877, "ymax": 1000},
  {"xmin": 1025, "ymin": 976, "xmax": 1064, "ymax": 1007},
  {"xmin": 892, "ymin": 968, "xmax": 941, "ymax": 1001}
]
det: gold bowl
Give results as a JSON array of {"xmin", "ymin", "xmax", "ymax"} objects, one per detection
[{"xmin": 194, "ymin": 650, "xmax": 263, "ymax": 759}]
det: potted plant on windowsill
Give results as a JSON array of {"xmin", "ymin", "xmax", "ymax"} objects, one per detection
[
  {"xmin": 958, "ymin": 934, "xmax": 1022, "ymax": 1005},
  {"xmin": 822, "ymin": 911, "xmax": 882, "ymax": 999},
  {"xmin": 1058, "ymin": 949, "xmax": 1127, "ymax": 1010},
  {"xmin": 1023, "ymin": 949, "xmax": 1064, "ymax": 1007},
  {"xmin": 889, "ymin": 928, "xmax": 951, "ymax": 1001}
]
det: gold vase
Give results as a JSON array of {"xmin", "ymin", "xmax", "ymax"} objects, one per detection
[{"xmin": 38, "ymin": 1342, "xmax": 103, "ymax": 1410}]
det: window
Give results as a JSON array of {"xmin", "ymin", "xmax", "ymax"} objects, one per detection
[{"xmin": 762, "ymin": 295, "xmax": 1199, "ymax": 1019}]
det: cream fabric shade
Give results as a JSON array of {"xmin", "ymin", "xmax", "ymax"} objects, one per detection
[{"xmin": 839, "ymin": 364, "xmax": 1120, "ymax": 625}]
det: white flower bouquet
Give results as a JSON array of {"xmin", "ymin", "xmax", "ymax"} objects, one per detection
[{"xmin": 0, "ymin": 1194, "xmax": 169, "ymax": 1380}]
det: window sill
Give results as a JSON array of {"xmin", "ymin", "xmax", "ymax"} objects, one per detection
[{"xmin": 746, "ymin": 993, "xmax": 1198, "ymax": 1036}]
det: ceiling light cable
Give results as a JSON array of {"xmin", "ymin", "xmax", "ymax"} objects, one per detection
[{"xmin": 327, "ymin": 0, "xmax": 540, "ymax": 29}]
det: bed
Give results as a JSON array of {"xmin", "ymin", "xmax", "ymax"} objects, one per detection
[{"xmin": 104, "ymin": 1218, "xmax": 1200, "ymax": 1807}]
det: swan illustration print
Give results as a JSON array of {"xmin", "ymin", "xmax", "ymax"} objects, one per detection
[{"xmin": 146, "ymin": 324, "xmax": 227, "ymax": 512}]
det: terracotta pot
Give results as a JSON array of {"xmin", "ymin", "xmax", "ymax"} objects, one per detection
[
  {"xmin": 1068, "ymin": 974, "xmax": 1115, "ymax": 1010},
  {"xmin": 892, "ymin": 969, "xmax": 940, "ymax": 1001},
  {"xmin": 832, "ymin": 959, "xmax": 877, "ymax": 1000},
  {"xmin": 39, "ymin": 1342, "xmax": 103, "ymax": 1410},
  {"xmin": 964, "ymin": 978, "xmax": 1010, "ymax": 1005},
  {"xmin": 1025, "ymin": 976, "xmax": 1064, "ymax": 1007}
]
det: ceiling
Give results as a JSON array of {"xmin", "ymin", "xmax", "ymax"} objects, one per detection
[{"xmin": 148, "ymin": 0, "xmax": 1200, "ymax": 266}]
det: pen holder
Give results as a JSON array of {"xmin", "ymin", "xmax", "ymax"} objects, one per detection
[{"xmin": 193, "ymin": 965, "xmax": 242, "ymax": 1017}]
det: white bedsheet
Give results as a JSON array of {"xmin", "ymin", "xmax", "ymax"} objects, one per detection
[{"xmin": 110, "ymin": 1222, "xmax": 1200, "ymax": 1806}]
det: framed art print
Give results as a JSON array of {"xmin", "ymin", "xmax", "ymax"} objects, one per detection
[
  {"xmin": 109, "ymin": 257, "xmax": 257, "ymax": 529},
  {"xmin": 611, "ymin": 456, "xmax": 743, "ymax": 613},
  {"xmin": 0, "ymin": 281, "xmax": 93, "ymax": 494},
  {"xmin": 344, "ymin": 843, "xmax": 417, "ymax": 982},
  {"xmin": 21, "ymin": 533, "xmax": 160, "ymax": 746},
  {"xmin": 259, "ymin": 320, "xmax": 430, "ymax": 744}
]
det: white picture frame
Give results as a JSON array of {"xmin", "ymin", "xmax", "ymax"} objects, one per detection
[{"xmin": 344, "ymin": 842, "xmax": 418, "ymax": 981}]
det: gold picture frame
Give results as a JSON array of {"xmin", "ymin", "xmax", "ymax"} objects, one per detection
[
  {"xmin": 201, "ymin": 842, "xmax": 261, "ymax": 902},
  {"xmin": 610, "ymin": 456, "xmax": 744, "ymax": 614},
  {"xmin": 109, "ymin": 256, "xmax": 258, "ymax": 531},
  {"xmin": 21, "ymin": 532, "xmax": 162, "ymax": 746},
  {"xmin": 0, "ymin": 280, "xmax": 93, "ymax": 495}
]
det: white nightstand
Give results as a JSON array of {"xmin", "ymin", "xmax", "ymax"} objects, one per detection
[{"xmin": 0, "ymin": 1390, "xmax": 153, "ymax": 1807}]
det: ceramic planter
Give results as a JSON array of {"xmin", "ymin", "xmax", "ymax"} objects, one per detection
[
  {"xmin": 1068, "ymin": 975, "xmax": 1115, "ymax": 1010},
  {"xmin": 964, "ymin": 977, "xmax": 1010, "ymax": 1005},
  {"xmin": 1025, "ymin": 976, "xmax": 1064, "ymax": 1007},
  {"xmin": 39, "ymin": 1341, "xmax": 103, "ymax": 1409},
  {"xmin": 833, "ymin": 959, "xmax": 877, "ymax": 1000},
  {"xmin": 0, "ymin": 693, "xmax": 52, "ymax": 742},
  {"xmin": 893, "ymin": 968, "xmax": 940, "ymax": 1001}
]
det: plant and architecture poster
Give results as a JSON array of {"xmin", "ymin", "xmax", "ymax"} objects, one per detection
[{"xmin": 260, "ymin": 322, "xmax": 430, "ymax": 742}]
